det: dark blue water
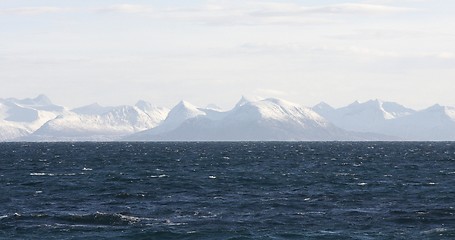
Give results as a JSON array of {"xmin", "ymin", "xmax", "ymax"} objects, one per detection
[{"xmin": 1, "ymin": 142, "xmax": 455, "ymax": 239}]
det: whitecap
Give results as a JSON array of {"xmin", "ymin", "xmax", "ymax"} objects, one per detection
[
  {"xmin": 422, "ymin": 227, "xmax": 448, "ymax": 234},
  {"xmin": 163, "ymin": 219, "xmax": 187, "ymax": 226},
  {"xmin": 30, "ymin": 173, "xmax": 46, "ymax": 176},
  {"xmin": 117, "ymin": 214, "xmax": 141, "ymax": 223}
]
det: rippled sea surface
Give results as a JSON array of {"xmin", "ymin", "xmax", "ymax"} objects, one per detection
[{"xmin": 1, "ymin": 142, "xmax": 455, "ymax": 239}]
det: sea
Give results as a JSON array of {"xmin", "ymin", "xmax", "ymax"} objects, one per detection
[{"xmin": 1, "ymin": 142, "xmax": 455, "ymax": 239}]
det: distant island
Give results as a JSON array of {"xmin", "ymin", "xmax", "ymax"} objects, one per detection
[{"xmin": 1, "ymin": 95, "xmax": 455, "ymax": 141}]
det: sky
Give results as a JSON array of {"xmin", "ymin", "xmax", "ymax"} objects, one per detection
[{"xmin": 1, "ymin": 0, "xmax": 454, "ymax": 110}]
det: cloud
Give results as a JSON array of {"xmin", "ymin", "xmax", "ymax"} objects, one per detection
[
  {"xmin": 238, "ymin": 43, "xmax": 400, "ymax": 58},
  {"xmin": 0, "ymin": 7, "xmax": 71, "ymax": 15},
  {"xmin": 92, "ymin": 2, "xmax": 417, "ymax": 26},
  {"xmin": 95, "ymin": 4, "xmax": 153, "ymax": 14},
  {"xmin": 301, "ymin": 3, "xmax": 416, "ymax": 14},
  {"xmin": 236, "ymin": 42, "xmax": 455, "ymax": 70}
]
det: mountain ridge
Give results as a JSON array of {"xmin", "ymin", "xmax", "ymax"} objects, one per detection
[{"xmin": 1, "ymin": 95, "xmax": 454, "ymax": 141}]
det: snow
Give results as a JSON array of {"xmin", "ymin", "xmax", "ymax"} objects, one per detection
[
  {"xmin": 128, "ymin": 97, "xmax": 358, "ymax": 141},
  {"xmin": 444, "ymin": 106, "xmax": 455, "ymax": 120},
  {"xmin": 28, "ymin": 103, "xmax": 168, "ymax": 141},
  {"xmin": 380, "ymin": 104, "xmax": 455, "ymax": 140},
  {"xmin": 1, "ymin": 95, "xmax": 455, "ymax": 141},
  {"xmin": 0, "ymin": 96, "xmax": 67, "ymax": 140},
  {"xmin": 313, "ymin": 99, "xmax": 416, "ymax": 133},
  {"xmin": 156, "ymin": 100, "xmax": 206, "ymax": 131},
  {"xmin": 134, "ymin": 101, "xmax": 169, "ymax": 126},
  {"xmin": 312, "ymin": 99, "xmax": 455, "ymax": 140}
]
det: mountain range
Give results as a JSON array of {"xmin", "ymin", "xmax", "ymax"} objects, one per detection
[{"xmin": 0, "ymin": 95, "xmax": 454, "ymax": 141}]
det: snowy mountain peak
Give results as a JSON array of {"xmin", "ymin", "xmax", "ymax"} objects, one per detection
[
  {"xmin": 312, "ymin": 102, "xmax": 336, "ymax": 120},
  {"xmin": 176, "ymin": 100, "xmax": 196, "ymax": 109},
  {"xmin": 162, "ymin": 100, "xmax": 205, "ymax": 126},
  {"xmin": 427, "ymin": 104, "xmax": 443, "ymax": 111},
  {"xmin": 235, "ymin": 96, "xmax": 263, "ymax": 108},
  {"xmin": 7, "ymin": 94, "xmax": 53, "ymax": 106},
  {"xmin": 421, "ymin": 104, "xmax": 455, "ymax": 120},
  {"xmin": 312, "ymin": 99, "xmax": 417, "ymax": 133},
  {"xmin": 229, "ymin": 97, "xmax": 326, "ymax": 125},
  {"xmin": 34, "ymin": 94, "xmax": 53, "ymax": 106},
  {"xmin": 135, "ymin": 100, "xmax": 152, "ymax": 110},
  {"xmin": 235, "ymin": 96, "xmax": 250, "ymax": 108},
  {"xmin": 313, "ymin": 102, "xmax": 334, "ymax": 111},
  {"xmin": 340, "ymin": 99, "xmax": 414, "ymax": 120},
  {"xmin": 134, "ymin": 100, "xmax": 169, "ymax": 115}
]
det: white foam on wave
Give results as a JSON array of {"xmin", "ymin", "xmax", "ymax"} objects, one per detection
[
  {"xmin": 116, "ymin": 213, "xmax": 141, "ymax": 223},
  {"xmin": 30, "ymin": 172, "xmax": 78, "ymax": 176},
  {"xmin": 150, "ymin": 174, "xmax": 169, "ymax": 178},
  {"xmin": 422, "ymin": 227, "xmax": 448, "ymax": 234},
  {"xmin": 30, "ymin": 173, "xmax": 46, "ymax": 176}
]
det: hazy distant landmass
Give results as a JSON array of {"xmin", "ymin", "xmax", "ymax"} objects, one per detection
[{"xmin": 1, "ymin": 95, "xmax": 455, "ymax": 141}]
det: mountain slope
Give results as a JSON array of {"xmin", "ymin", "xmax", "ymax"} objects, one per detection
[
  {"xmin": 27, "ymin": 103, "xmax": 169, "ymax": 141},
  {"xmin": 0, "ymin": 95, "xmax": 66, "ymax": 140},
  {"xmin": 383, "ymin": 104, "xmax": 455, "ymax": 140},
  {"xmin": 128, "ymin": 101, "xmax": 206, "ymax": 140}
]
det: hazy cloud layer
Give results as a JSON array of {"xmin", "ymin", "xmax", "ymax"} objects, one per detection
[
  {"xmin": 0, "ymin": 6, "xmax": 71, "ymax": 15},
  {"xmin": 0, "ymin": 0, "xmax": 454, "ymax": 109},
  {"xmin": 92, "ymin": 2, "xmax": 416, "ymax": 25}
]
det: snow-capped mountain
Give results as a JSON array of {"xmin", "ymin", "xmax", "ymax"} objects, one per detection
[
  {"xmin": 128, "ymin": 97, "xmax": 381, "ymax": 141},
  {"xmin": 1, "ymin": 95, "xmax": 454, "ymax": 141},
  {"xmin": 0, "ymin": 95, "xmax": 66, "ymax": 141},
  {"xmin": 312, "ymin": 99, "xmax": 455, "ymax": 140},
  {"xmin": 313, "ymin": 99, "xmax": 415, "ymax": 133},
  {"xmin": 26, "ymin": 103, "xmax": 169, "ymax": 141},
  {"xmin": 128, "ymin": 100, "xmax": 206, "ymax": 139},
  {"xmin": 383, "ymin": 104, "xmax": 455, "ymax": 140},
  {"xmin": 134, "ymin": 100, "xmax": 176, "ymax": 128}
]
